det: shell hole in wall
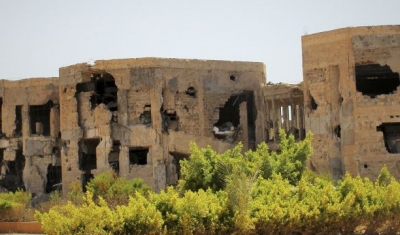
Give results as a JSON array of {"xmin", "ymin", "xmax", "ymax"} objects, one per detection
[
  {"xmin": 46, "ymin": 164, "xmax": 62, "ymax": 193},
  {"xmin": 185, "ymin": 87, "xmax": 197, "ymax": 97},
  {"xmin": 230, "ymin": 75, "xmax": 236, "ymax": 81},
  {"xmin": 310, "ymin": 95, "xmax": 318, "ymax": 111},
  {"xmin": 334, "ymin": 125, "xmax": 341, "ymax": 138},
  {"xmin": 76, "ymin": 73, "xmax": 118, "ymax": 111},
  {"xmin": 213, "ymin": 91, "xmax": 256, "ymax": 149},
  {"xmin": 377, "ymin": 123, "xmax": 400, "ymax": 154},
  {"xmin": 355, "ymin": 64, "xmax": 400, "ymax": 98}
]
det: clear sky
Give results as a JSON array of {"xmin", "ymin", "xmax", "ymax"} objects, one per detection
[{"xmin": 0, "ymin": 1, "xmax": 399, "ymax": 83}]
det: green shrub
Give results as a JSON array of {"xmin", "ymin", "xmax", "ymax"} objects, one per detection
[
  {"xmin": 0, "ymin": 190, "xmax": 31, "ymax": 221},
  {"xmin": 35, "ymin": 191, "xmax": 163, "ymax": 235},
  {"xmin": 150, "ymin": 187, "xmax": 230, "ymax": 234},
  {"xmin": 85, "ymin": 170, "xmax": 151, "ymax": 205},
  {"xmin": 179, "ymin": 129, "xmax": 313, "ymax": 193}
]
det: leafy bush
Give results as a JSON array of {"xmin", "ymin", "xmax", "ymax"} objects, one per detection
[
  {"xmin": 150, "ymin": 187, "xmax": 230, "ymax": 234},
  {"xmin": 179, "ymin": 130, "xmax": 313, "ymax": 193},
  {"xmin": 85, "ymin": 170, "xmax": 151, "ymax": 206},
  {"xmin": 0, "ymin": 190, "xmax": 31, "ymax": 221},
  {"xmin": 35, "ymin": 134, "xmax": 400, "ymax": 234},
  {"xmin": 35, "ymin": 191, "xmax": 163, "ymax": 235}
]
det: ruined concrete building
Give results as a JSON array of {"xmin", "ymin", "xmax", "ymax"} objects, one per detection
[
  {"xmin": 1, "ymin": 58, "xmax": 266, "ymax": 194},
  {"xmin": 302, "ymin": 25, "xmax": 400, "ymax": 180},
  {"xmin": 1, "ymin": 25, "xmax": 400, "ymax": 194}
]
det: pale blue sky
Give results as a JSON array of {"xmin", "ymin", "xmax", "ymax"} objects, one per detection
[{"xmin": 0, "ymin": 1, "xmax": 399, "ymax": 83}]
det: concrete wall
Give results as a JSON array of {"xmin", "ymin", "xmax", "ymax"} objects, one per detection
[
  {"xmin": 302, "ymin": 25, "xmax": 400, "ymax": 180},
  {"xmin": 58, "ymin": 58, "xmax": 266, "ymax": 193},
  {"xmin": 0, "ymin": 78, "xmax": 60, "ymax": 195}
]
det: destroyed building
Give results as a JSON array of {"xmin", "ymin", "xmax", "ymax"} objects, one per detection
[
  {"xmin": 59, "ymin": 58, "xmax": 266, "ymax": 193},
  {"xmin": 302, "ymin": 25, "xmax": 400, "ymax": 180},
  {"xmin": 1, "ymin": 25, "xmax": 400, "ymax": 195},
  {"xmin": 0, "ymin": 78, "xmax": 61, "ymax": 194}
]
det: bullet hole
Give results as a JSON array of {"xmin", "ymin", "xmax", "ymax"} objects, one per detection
[
  {"xmin": 185, "ymin": 87, "xmax": 197, "ymax": 97},
  {"xmin": 364, "ymin": 164, "xmax": 368, "ymax": 169},
  {"xmin": 334, "ymin": 125, "xmax": 341, "ymax": 138},
  {"xmin": 230, "ymin": 75, "xmax": 236, "ymax": 81}
]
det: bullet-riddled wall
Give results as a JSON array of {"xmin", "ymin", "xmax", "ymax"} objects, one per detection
[
  {"xmin": 59, "ymin": 58, "xmax": 266, "ymax": 193},
  {"xmin": 302, "ymin": 25, "xmax": 400, "ymax": 180},
  {"xmin": 0, "ymin": 78, "xmax": 60, "ymax": 195}
]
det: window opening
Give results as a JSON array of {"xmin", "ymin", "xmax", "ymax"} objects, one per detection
[
  {"xmin": 1, "ymin": 150, "xmax": 25, "ymax": 191},
  {"xmin": 29, "ymin": 100, "xmax": 53, "ymax": 136},
  {"xmin": 129, "ymin": 147, "xmax": 148, "ymax": 165},
  {"xmin": 14, "ymin": 106, "xmax": 22, "ymax": 137},
  {"xmin": 45, "ymin": 164, "xmax": 62, "ymax": 193},
  {"xmin": 140, "ymin": 104, "xmax": 152, "ymax": 125},
  {"xmin": 78, "ymin": 139, "xmax": 100, "ymax": 171},
  {"xmin": 356, "ymin": 64, "xmax": 400, "ymax": 98},
  {"xmin": 168, "ymin": 152, "xmax": 189, "ymax": 184},
  {"xmin": 377, "ymin": 123, "xmax": 400, "ymax": 154},
  {"xmin": 109, "ymin": 141, "xmax": 120, "ymax": 173}
]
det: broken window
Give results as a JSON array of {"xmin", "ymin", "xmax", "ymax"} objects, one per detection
[
  {"xmin": 129, "ymin": 147, "xmax": 148, "ymax": 165},
  {"xmin": 168, "ymin": 152, "xmax": 189, "ymax": 184},
  {"xmin": 165, "ymin": 110, "xmax": 179, "ymax": 131},
  {"xmin": 29, "ymin": 100, "xmax": 53, "ymax": 136},
  {"xmin": 76, "ymin": 72, "xmax": 118, "ymax": 111},
  {"xmin": 377, "ymin": 123, "xmax": 400, "ymax": 154},
  {"xmin": 78, "ymin": 139, "xmax": 100, "ymax": 171},
  {"xmin": 310, "ymin": 95, "xmax": 318, "ymax": 111},
  {"xmin": 14, "ymin": 106, "xmax": 22, "ymax": 137},
  {"xmin": 213, "ymin": 91, "xmax": 256, "ymax": 149},
  {"xmin": 109, "ymin": 141, "xmax": 120, "ymax": 173},
  {"xmin": 355, "ymin": 64, "xmax": 400, "ymax": 98},
  {"xmin": 45, "ymin": 164, "xmax": 62, "ymax": 193},
  {"xmin": 140, "ymin": 104, "xmax": 152, "ymax": 125},
  {"xmin": 0, "ymin": 150, "xmax": 25, "ymax": 191}
]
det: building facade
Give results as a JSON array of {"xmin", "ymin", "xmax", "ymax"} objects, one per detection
[{"xmin": 1, "ymin": 25, "xmax": 400, "ymax": 194}]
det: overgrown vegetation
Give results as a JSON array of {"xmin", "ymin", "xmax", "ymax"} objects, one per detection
[
  {"xmin": 0, "ymin": 189, "xmax": 31, "ymax": 221},
  {"xmin": 2, "ymin": 129, "xmax": 400, "ymax": 234}
]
